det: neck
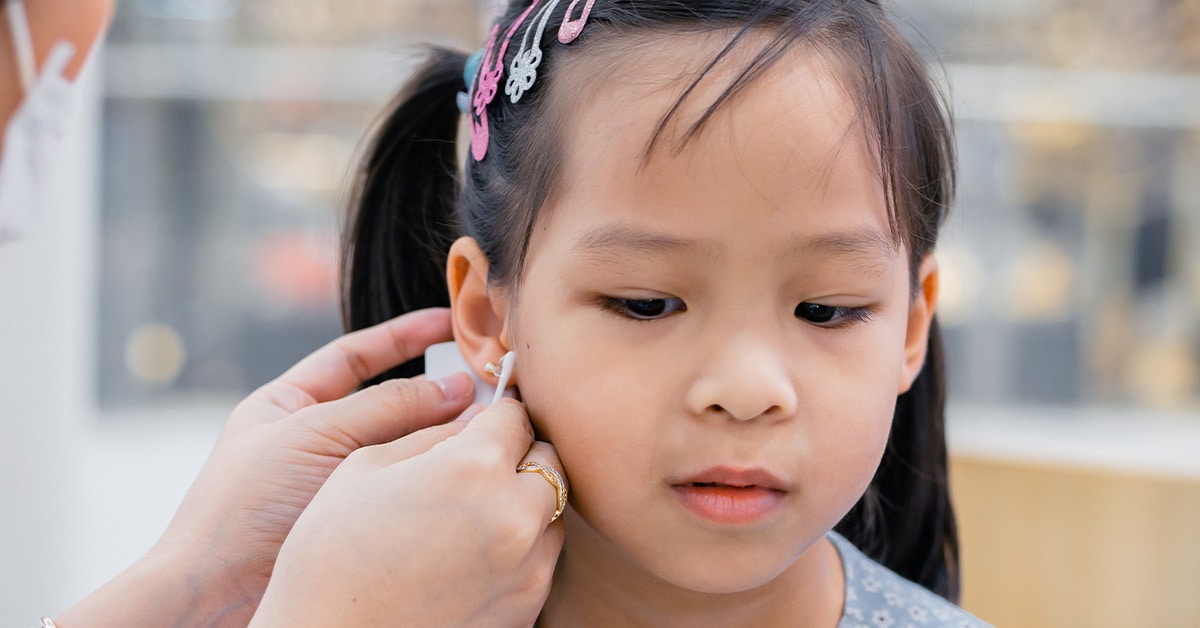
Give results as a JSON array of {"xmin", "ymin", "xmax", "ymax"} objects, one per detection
[{"xmin": 539, "ymin": 512, "xmax": 845, "ymax": 627}]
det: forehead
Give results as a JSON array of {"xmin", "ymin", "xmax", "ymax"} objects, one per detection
[{"xmin": 528, "ymin": 30, "xmax": 893, "ymax": 263}]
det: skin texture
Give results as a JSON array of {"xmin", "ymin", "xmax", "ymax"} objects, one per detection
[
  {"xmin": 56, "ymin": 310, "xmax": 566, "ymax": 627},
  {"xmin": 448, "ymin": 33, "xmax": 938, "ymax": 626},
  {"xmin": 0, "ymin": 0, "xmax": 114, "ymax": 145},
  {"xmin": 251, "ymin": 399, "xmax": 566, "ymax": 628}
]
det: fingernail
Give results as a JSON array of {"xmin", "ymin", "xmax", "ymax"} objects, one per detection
[{"xmin": 435, "ymin": 371, "xmax": 474, "ymax": 402}]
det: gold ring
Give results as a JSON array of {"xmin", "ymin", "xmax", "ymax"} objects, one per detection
[{"xmin": 516, "ymin": 461, "xmax": 568, "ymax": 524}]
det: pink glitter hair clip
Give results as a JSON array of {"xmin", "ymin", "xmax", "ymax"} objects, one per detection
[
  {"xmin": 469, "ymin": 0, "xmax": 542, "ymax": 161},
  {"xmin": 558, "ymin": 0, "xmax": 597, "ymax": 43},
  {"xmin": 469, "ymin": 0, "xmax": 600, "ymax": 160}
]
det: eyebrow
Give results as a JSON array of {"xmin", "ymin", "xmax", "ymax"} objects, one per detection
[
  {"xmin": 793, "ymin": 227, "xmax": 900, "ymax": 277},
  {"xmin": 572, "ymin": 223, "xmax": 898, "ymax": 274},
  {"xmin": 574, "ymin": 224, "xmax": 706, "ymax": 256}
]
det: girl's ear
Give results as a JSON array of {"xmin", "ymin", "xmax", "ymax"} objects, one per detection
[
  {"xmin": 898, "ymin": 254, "xmax": 939, "ymax": 395},
  {"xmin": 446, "ymin": 237, "xmax": 514, "ymax": 385}
]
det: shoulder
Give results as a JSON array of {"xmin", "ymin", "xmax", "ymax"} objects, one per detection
[{"xmin": 827, "ymin": 532, "xmax": 992, "ymax": 628}]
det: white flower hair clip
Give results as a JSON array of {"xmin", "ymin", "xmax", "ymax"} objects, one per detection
[{"xmin": 506, "ymin": 0, "xmax": 562, "ymax": 104}]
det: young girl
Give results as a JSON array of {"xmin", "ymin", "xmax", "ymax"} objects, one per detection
[{"xmin": 341, "ymin": 0, "xmax": 987, "ymax": 625}]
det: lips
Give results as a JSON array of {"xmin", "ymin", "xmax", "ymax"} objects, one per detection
[
  {"xmin": 676, "ymin": 467, "xmax": 788, "ymax": 491},
  {"xmin": 671, "ymin": 467, "xmax": 788, "ymax": 525}
]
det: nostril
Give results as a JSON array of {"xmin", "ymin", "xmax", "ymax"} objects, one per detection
[{"xmin": 707, "ymin": 402, "xmax": 785, "ymax": 422}]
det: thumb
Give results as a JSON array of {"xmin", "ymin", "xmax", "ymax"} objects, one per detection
[{"xmin": 289, "ymin": 372, "xmax": 475, "ymax": 452}]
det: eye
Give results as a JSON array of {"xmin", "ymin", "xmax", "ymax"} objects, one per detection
[
  {"xmin": 794, "ymin": 302, "xmax": 872, "ymax": 327},
  {"xmin": 602, "ymin": 297, "xmax": 687, "ymax": 320}
]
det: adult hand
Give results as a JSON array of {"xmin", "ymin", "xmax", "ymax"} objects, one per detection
[
  {"xmin": 56, "ymin": 308, "xmax": 476, "ymax": 627},
  {"xmin": 249, "ymin": 398, "xmax": 567, "ymax": 628}
]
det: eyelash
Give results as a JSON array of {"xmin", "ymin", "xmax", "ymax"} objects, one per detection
[
  {"xmin": 598, "ymin": 297, "xmax": 873, "ymax": 328},
  {"xmin": 599, "ymin": 297, "xmax": 687, "ymax": 320},
  {"xmin": 793, "ymin": 303, "xmax": 874, "ymax": 328}
]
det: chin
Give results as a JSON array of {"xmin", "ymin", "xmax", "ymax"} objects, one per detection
[{"xmin": 640, "ymin": 543, "xmax": 803, "ymax": 595}]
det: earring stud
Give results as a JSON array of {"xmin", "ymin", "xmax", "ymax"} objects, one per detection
[
  {"xmin": 485, "ymin": 351, "xmax": 516, "ymax": 405},
  {"xmin": 485, "ymin": 352, "xmax": 514, "ymax": 380}
]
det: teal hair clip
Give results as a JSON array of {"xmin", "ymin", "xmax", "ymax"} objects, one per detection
[
  {"xmin": 458, "ymin": 48, "xmax": 486, "ymax": 114},
  {"xmin": 463, "ymin": 48, "xmax": 485, "ymax": 89}
]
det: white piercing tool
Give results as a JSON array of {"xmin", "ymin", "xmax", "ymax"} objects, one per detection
[
  {"xmin": 490, "ymin": 351, "xmax": 515, "ymax": 405},
  {"xmin": 424, "ymin": 341, "xmax": 516, "ymax": 409}
]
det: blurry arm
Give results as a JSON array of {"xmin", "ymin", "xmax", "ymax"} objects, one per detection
[
  {"xmin": 53, "ymin": 544, "xmax": 254, "ymax": 627},
  {"xmin": 0, "ymin": 0, "xmax": 115, "ymax": 144}
]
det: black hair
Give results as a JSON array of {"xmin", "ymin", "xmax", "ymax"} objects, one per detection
[{"xmin": 342, "ymin": 0, "xmax": 959, "ymax": 602}]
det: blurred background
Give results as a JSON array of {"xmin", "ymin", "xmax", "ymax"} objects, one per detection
[{"xmin": 1, "ymin": 0, "xmax": 1198, "ymax": 625}]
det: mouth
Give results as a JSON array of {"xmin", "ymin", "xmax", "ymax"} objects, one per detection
[
  {"xmin": 687, "ymin": 481, "xmax": 773, "ymax": 489},
  {"xmin": 671, "ymin": 467, "xmax": 788, "ymax": 525},
  {"xmin": 674, "ymin": 467, "xmax": 789, "ymax": 492}
]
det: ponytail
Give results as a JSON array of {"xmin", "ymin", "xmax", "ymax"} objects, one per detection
[
  {"xmin": 835, "ymin": 317, "xmax": 960, "ymax": 601},
  {"xmin": 341, "ymin": 48, "xmax": 467, "ymax": 384}
]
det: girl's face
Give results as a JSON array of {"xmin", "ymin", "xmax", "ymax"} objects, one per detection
[{"xmin": 497, "ymin": 34, "xmax": 935, "ymax": 596}]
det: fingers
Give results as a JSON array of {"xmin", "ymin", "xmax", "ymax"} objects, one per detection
[
  {"xmin": 265, "ymin": 309, "xmax": 456, "ymax": 413},
  {"xmin": 457, "ymin": 400, "xmax": 569, "ymax": 529},
  {"xmin": 349, "ymin": 405, "xmax": 483, "ymax": 467},
  {"xmin": 354, "ymin": 399, "xmax": 568, "ymax": 529},
  {"xmin": 353, "ymin": 399, "xmax": 533, "ymax": 468},
  {"xmin": 293, "ymin": 375, "xmax": 477, "ymax": 451},
  {"xmin": 456, "ymin": 399, "xmax": 537, "ymax": 463}
]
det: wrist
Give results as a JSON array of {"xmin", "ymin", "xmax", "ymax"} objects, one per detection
[
  {"xmin": 150, "ymin": 532, "xmax": 266, "ymax": 623},
  {"xmin": 56, "ymin": 538, "xmax": 262, "ymax": 627}
]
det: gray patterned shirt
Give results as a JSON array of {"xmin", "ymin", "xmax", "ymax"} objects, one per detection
[{"xmin": 829, "ymin": 532, "xmax": 992, "ymax": 628}]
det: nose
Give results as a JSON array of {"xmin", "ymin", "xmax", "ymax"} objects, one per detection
[{"xmin": 683, "ymin": 332, "xmax": 798, "ymax": 422}]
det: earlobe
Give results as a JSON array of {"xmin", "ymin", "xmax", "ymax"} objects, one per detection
[
  {"xmin": 446, "ymin": 237, "xmax": 513, "ymax": 385},
  {"xmin": 898, "ymin": 254, "xmax": 939, "ymax": 395}
]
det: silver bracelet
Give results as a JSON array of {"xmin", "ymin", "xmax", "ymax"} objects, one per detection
[{"xmin": 40, "ymin": 618, "xmax": 57, "ymax": 628}]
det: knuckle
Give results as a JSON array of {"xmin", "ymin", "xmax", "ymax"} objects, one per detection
[
  {"xmin": 442, "ymin": 440, "xmax": 505, "ymax": 478},
  {"xmin": 387, "ymin": 321, "xmax": 423, "ymax": 364},
  {"xmin": 483, "ymin": 401, "xmax": 536, "ymax": 441},
  {"xmin": 510, "ymin": 558, "xmax": 555, "ymax": 608},
  {"xmin": 341, "ymin": 446, "xmax": 373, "ymax": 469},
  {"xmin": 487, "ymin": 514, "xmax": 536, "ymax": 563},
  {"xmin": 464, "ymin": 437, "xmax": 513, "ymax": 472},
  {"xmin": 502, "ymin": 398, "xmax": 535, "ymax": 422},
  {"xmin": 377, "ymin": 377, "xmax": 425, "ymax": 408},
  {"xmin": 344, "ymin": 442, "xmax": 387, "ymax": 469},
  {"xmin": 497, "ymin": 511, "xmax": 531, "ymax": 544},
  {"xmin": 505, "ymin": 497, "xmax": 553, "ymax": 548},
  {"xmin": 341, "ymin": 347, "xmax": 374, "ymax": 383}
]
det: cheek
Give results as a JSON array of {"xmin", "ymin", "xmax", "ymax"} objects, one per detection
[
  {"xmin": 805, "ymin": 318, "xmax": 907, "ymax": 407},
  {"xmin": 510, "ymin": 308, "xmax": 640, "ymax": 446},
  {"xmin": 519, "ymin": 363, "xmax": 649, "ymax": 530},
  {"xmin": 510, "ymin": 311, "xmax": 666, "ymax": 513},
  {"xmin": 796, "ymin": 384, "xmax": 895, "ymax": 528},
  {"xmin": 800, "ymin": 319, "xmax": 908, "ymax": 500}
]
